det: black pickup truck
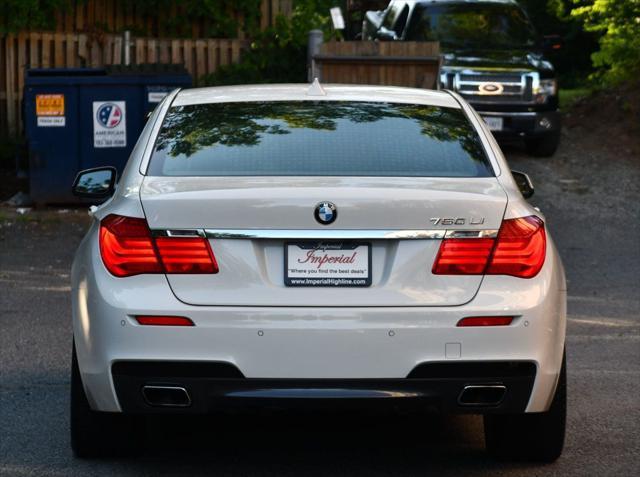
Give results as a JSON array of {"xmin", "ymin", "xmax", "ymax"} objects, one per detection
[{"xmin": 364, "ymin": 0, "xmax": 562, "ymax": 156}]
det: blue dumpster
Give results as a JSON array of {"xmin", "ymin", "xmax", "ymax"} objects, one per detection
[{"xmin": 23, "ymin": 67, "xmax": 191, "ymax": 204}]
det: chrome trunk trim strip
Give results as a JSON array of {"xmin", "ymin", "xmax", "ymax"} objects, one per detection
[
  {"xmin": 444, "ymin": 229, "xmax": 499, "ymax": 239},
  {"xmin": 152, "ymin": 229, "xmax": 499, "ymax": 240},
  {"xmin": 203, "ymin": 229, "xmax": 447, "ymax": 240}
]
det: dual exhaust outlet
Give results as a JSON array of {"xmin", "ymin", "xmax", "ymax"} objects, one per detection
[
  {"xmin": 458, "ymin": 384, "xmax": 506, "ymax": 406},
  {"xmin": 142, "ymin": 385, "xmax": 191, "ymax": 407}
]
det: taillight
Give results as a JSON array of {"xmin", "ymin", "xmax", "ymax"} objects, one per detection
[
  {"xmin": 431, "ymin": 238, "xmax": 494, "ymax": 275},
  {"xmin": 99, "ymin": 214, "xmax": 218, "ymax": 277},
  {"xmin": 432, "ymin": 216, "xmax": 546, "ymax": 279},
  {"xmin": 100, "ymin": 215, "xmax": 162, "ymax": 277},
  {"xmin": 486, "ymin": 216, "xmax": 546, "ymax": 278},
  {"xmin": 155, "ymin": 237, "xmax": 218, "ymax": 274}
]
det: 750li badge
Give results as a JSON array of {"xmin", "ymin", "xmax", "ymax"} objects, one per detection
[{"xmin": 430, "ymin": 217, "xmax": 485, "ymax": 226}]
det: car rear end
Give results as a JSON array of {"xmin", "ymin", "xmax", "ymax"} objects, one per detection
[{"xmin": 71, "ymin": 84, "xmax": 566, "ymax": 459}]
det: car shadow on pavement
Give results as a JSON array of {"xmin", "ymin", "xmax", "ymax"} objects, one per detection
[{"xmin": 106, "ymin": 411, "xmax": 537, "ymax": 476}]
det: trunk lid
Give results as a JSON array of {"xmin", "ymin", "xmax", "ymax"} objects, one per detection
[{"xmin": 140, "ymin": 176, "xmax": 507, "ymax": 307}]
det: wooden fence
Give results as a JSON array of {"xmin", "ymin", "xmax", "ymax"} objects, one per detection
[
  {"xmin": 0, "ymin": 33, "xmax": 249, "ymax": 135},
  {"xmin": 0, "ymin": 0, "xmax": 294, "ymax": 136},
  {"xmin": 312, "ymin": 41, "xmax": 441, "ymax": 89}
]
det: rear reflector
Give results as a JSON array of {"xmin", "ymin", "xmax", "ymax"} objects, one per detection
[
  {"xmin": 457, "ymin": 316, "xmax": 514, "ymax": 327},
  {"xmin": 100, "ymin": 214, "xmax": 218, "ymax": 277},
  {"xmin": 432, "ymin": 216, "xmax": 546, "ymax": 279},
  {"xmin": 135, "ymin": 316, "xmax": 195, "ymax": 326}
]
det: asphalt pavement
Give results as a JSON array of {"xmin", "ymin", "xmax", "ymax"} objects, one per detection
[{"xmin": 1, "ymin": 123, "xmax": 639, "ymax": 476}]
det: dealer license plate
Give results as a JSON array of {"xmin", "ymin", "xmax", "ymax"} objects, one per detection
[{"xmin": 284, "ymin": 242, "xmax": 371, "ymax": 287}]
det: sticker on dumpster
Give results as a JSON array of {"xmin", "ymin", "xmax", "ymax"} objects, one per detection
[
  {"xmin": 36, "ymin": 94, "xmax": 65, "ymax": 116},
  {"xmin": 93, "ymin": 101, "xmax": 126, "ymax": 148},
  {"xmin": 148, "ymin": 91, "xmax": 169, "ymax": 103},
  {"xmin": 37, "ymin": 116, "xmax": 66, "ymax": 127}
]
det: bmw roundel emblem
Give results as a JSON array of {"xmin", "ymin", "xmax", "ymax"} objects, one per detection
[{"xmin": 314, "ymin": 202, "xmax": 337, "ymax": 225}]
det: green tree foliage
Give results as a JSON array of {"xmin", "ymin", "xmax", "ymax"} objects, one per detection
[
  {"xmin": 120, "ymin": 0, "xmax": 262, "ymax": 38},
  {"xmin": 0, "ymin": 0, "xmax": 262, "ymax": 37},
  {"xmin": 519, "ymin": 0, "xmax": 599, "ymax": 87},
  {"xmin": 0, "ymin": 0, "xmax": 72, "ymax": 33},
  {"xmin": 203, "ymin": 1, "xmax": 336, "ymax": 85},
  {"xmin": 569, "ymin": 0, "xmax": 640, "ymax": 84}
]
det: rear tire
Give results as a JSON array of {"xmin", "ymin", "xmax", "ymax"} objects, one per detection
[
  {"xmin": 70, "ymin": 342, "xmax": 143, "ymax": 458},
  {"xmin": 525, "ymin": 131, "xmax": 561, "ymax": 157},
  {"xmin": 483, "ymin": 352, "xmax": 566, "ymax": 462}
]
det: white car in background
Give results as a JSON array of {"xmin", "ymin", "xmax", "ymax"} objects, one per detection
[{"xmin": 70, "ymin": 82, "xmax": 567, "ymax": 461}]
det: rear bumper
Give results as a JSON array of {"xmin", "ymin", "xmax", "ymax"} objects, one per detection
[
  {"xmin": 112, "ymin": 361, "xmax": 536, "ymax": 415},
  {"xmin": 475, "ymin": 110, "xmax": 561, "ymax": 138},
  {"xmin": 72, "ymin": 227, "xmax": 567, "ymax": 415},
  {"xmin": 73, "ymin": 286, "xmax": 566, "ymax": 415}
]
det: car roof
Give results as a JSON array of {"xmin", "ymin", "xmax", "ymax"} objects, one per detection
[{"xmin": 172, "ymin": 84, "xmax": 460, "ymax": 109}]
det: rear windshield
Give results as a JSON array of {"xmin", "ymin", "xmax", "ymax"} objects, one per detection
[{"xmin": 147, "ymin": 101, "xmax": 493, "ymax": 177}]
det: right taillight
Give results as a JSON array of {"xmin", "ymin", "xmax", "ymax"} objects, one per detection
[
  {"xmin": 486, "ymin": 216, "xmax": 546, "ymax": 278},
  {"xmin": 99, "ymin": 214, "xmax": 218, "ymax": 277},
  {"xmin": 432, "ymin": 216, "xmax": 546, "ymax": 279}
]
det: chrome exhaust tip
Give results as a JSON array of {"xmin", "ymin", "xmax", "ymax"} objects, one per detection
[
  {"xmin": 458, "ymin": 384, "xmax": 506, "ymax": 406},
  {"xmin": 142, "ymin": 385, "xmax": 191, "ymax": 407}
]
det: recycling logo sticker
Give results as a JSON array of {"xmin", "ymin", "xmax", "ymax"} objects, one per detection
[{"xmin": 93, "ymin": 101, "xmax": 126, "ymax": 148}]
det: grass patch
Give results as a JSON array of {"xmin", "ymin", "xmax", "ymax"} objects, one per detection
[
  {"xmin": 560, "ymin": 88, "xmax": 593, "ymax": 110},
  {"xmin": 15, "ymin": 213, "xmax": 39, "ymax": 223}
]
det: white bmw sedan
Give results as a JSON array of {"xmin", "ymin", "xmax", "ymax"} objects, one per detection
[{"xmin": 70, "ymin": 83, "xmax": 566, "ymax": 461}]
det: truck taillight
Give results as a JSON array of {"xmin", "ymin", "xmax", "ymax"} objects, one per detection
[
  {"xmin": 99, "ymin": 214, "xmax": 218, "ymax": 277},
  {"xmin": 432, "ymin": 216, "xmax": 546, "ymax": 279}
]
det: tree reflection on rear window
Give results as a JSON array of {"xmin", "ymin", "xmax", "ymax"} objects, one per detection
[{"xmin": 148, "ymin": 101, "xmax": 493, "ymax": 177}]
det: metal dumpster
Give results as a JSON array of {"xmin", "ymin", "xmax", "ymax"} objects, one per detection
[{"xmin": 23, "ymin": 66, "xmax": 191, "ymax": 204}]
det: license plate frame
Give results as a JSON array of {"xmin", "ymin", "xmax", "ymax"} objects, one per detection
[
  {"xmin": 483, "ymin": 116, "xmax": 504, "ymax": 131},
  {"xmin": 284, "ymin": 241, "xmax": 372, "ymax": 287}
]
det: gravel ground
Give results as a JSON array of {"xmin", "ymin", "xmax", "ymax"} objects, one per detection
[{"xmin": 1, "ymin": 123, "xmax": 639, "ymax": 476}]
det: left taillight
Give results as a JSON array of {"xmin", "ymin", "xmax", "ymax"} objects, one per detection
[{"xmin": 99, "ymin": 214, "xmax": 218, "ymax": 277}]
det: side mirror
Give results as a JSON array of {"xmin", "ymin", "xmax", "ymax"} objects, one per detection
[
  {"xmin": 376, "ymin": 26, "xmax": 397, "ymax": 41},
  {"xmin": 512, "ymin": 170, "xmax": 534, "ymax": 199},
  {"xmin": 363, "ymin": 10, "xmax": 385, "ymax": 40},
  {"xmin": 72, "ymin": 166, "xmax": 117, "ymax": 200},
  {"xmin": 365, "ymin": 10, "xmax": 385, "ymax": 28},
  {"xmin": 542, "ymin": 34, "xmax": 563, "ymax": 52}
]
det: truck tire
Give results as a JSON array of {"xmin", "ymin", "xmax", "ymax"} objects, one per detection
[
  {"xmin": 70, "ymin": 343, "xmax": 143, "ymax": 458},
  {"xmin": 483, "ymin": 352, "xmax": 566, "ymax": 462},
  {"xmin": 525, "ymin": 131, "xmax": 561, "ymax": 157}
]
